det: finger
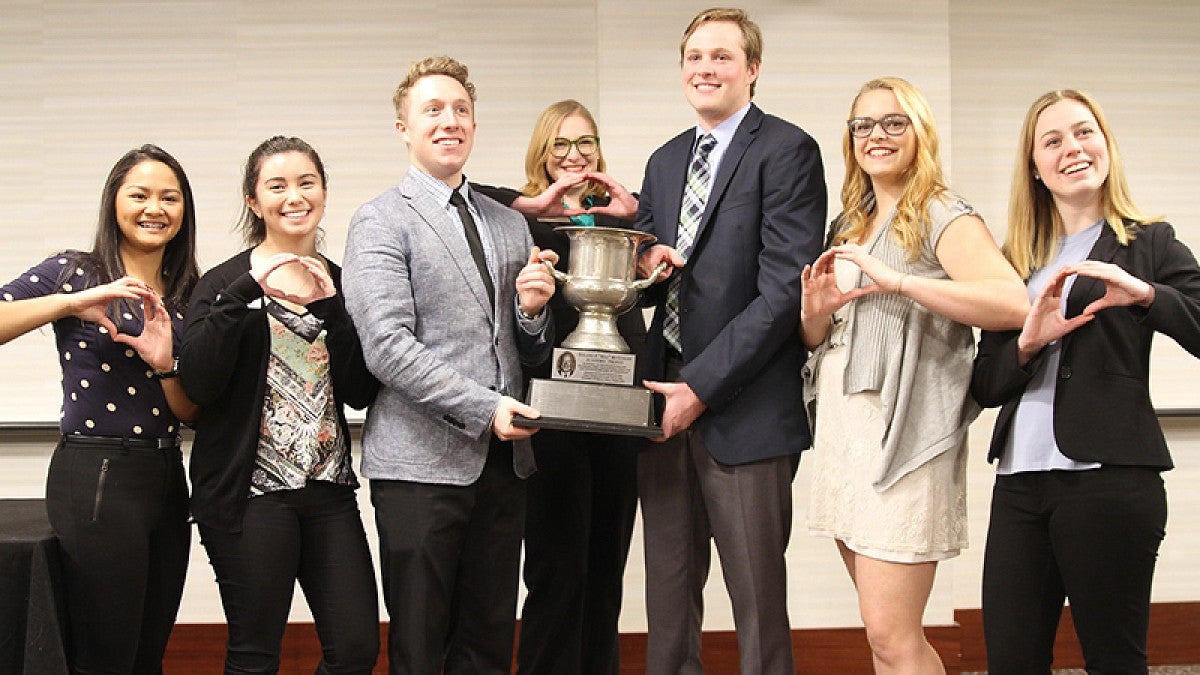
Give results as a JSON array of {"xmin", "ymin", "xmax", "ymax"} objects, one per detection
[
  {"xmin": 658, "ymin": 418, "xmax": 679, "ymax": 440},
  {"xmin": 846, "ymin": 284, "xmax": 881, "ymax": 301},
  {"xmin": 527, "ymin": 246, "xmax": 542, "ymax": 266},
  {"xmin": 1080, "ymin": 296, "xmax": 1118, "ymax": 316},
  {"xmin": 97, "ymin": 316, "xmax": 120, "ymax": 337},
  {"xmin": 1060, "ymin": 313, "xmax": 1095, "ymax": 333},
  {"xmin": 114, "ymin": 276, "xmax": 152, "ymax": 292},
  {"xmin": 1041, "ymin": 269, "xmax": 1072, "ymax": 297},
  {"xmin": 642, "ymin": 379, "xmax": 670, "ymax": 394},
  {"xmin": 145, "ymin": 292, "xmax": 168, "ymax": 319},
  {"xmin": 811, "ymin": 250, "xmax": 837, "ymax": 275},
  {"xmin": 536, "ymin": 248, "xmax": 560, "ymax": 265},
  {"xmin": 511, "ymin": 400, "xmax": 540, "ymax": 420},
  {"xmin": 583, "ymin": 170, "xmax": 613, "ymax": 187},
  {"xmin": 259, "ymin": 254, "xmax": 302, "ymax": 279}
]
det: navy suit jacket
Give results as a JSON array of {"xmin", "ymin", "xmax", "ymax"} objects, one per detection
[
  {"xmin": 635, "ymin": 103, "xmax": 826, "ymax": 465},
  {"xmin": 972, "ymin": 221, "xmax": 1200, "ymax": 470}
]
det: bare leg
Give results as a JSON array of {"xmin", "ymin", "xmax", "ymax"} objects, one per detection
[{"xmin": 839, "ymin": 542, "xmax": 945, "ymax": 675}]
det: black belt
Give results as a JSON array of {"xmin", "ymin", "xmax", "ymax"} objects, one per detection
[{"xmin": 61, "ymin": 434, "xmax": 181, "ymax": 450}]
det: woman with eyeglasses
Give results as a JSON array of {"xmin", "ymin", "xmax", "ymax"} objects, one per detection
[
  {"xmin": 971, "ymin": 90, "xmax": 1200, "ymax": 674},
  {"xmin": 473, "ymin": 99, "xmax": 643, "ymax": 675},
  {"xmin": 0, "ymin": 144, "xmax": 200, "ymax": 673},
  {"xmin": 799, "ymin": 77, "xmax": 1028, "ymax": 672},
  {"xmin": 179, "ymin": 136, "xmax": 379, "ymax": 673}
]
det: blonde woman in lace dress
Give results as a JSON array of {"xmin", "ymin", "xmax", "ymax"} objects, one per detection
[{"xmin": 799, "ymin": 77, "xmax": 1028, "ymax": 673}]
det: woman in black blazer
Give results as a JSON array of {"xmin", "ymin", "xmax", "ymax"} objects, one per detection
[
  {"xmin": 473, "ymin": 99, "xmax": 645, "ymax": 675},
  {"xmin": 971, "ymin": 90, "xmax": 1200, "ymax": 674}
]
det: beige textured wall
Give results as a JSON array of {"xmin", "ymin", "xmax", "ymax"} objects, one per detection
[{"xmin": 1, "ymin": 0, "xmax": 1197, "ymax": 631}]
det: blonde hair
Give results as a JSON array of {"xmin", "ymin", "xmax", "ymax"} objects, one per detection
[
  {"xmin": 680, "ymin": 7, "xmax": 763, "ymax": 97},
  {"xmin": 835, "ymin": 77, "xmax": 947, "ymax": 261},
  {"xmin": 519, "ymin": 100, "xmax": 608, "ymax": 200},
  {"xmin": 1004, "ymin": 89, "xmax": 1153, "ymax": 279},
  {"xmin": 392, "ymin": 56, "xmax": 476, "ymax": 121}
]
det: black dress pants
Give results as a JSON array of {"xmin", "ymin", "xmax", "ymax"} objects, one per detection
[
  {"xmin": 45, "ymin": 437, "xmax": 190, "ymax": 675},
  {"xmin": 198, "ymin": 481, "xmax": 379, "ymax": 675},
  {"xmin": 516, "ymin": 430, "xmax": 639, "ymax": 675},
  {"xmin": 982, "ymin": 466, "xmax": 1167, "ymax": 674},
  {"xmin": 371, "ymin": 438, "xmax": 525, "ymax": 675}
]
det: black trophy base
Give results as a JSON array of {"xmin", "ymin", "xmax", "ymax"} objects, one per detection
[{"xmin": 512, "ymin": 378, "xmax": 663, "ymax": 438}]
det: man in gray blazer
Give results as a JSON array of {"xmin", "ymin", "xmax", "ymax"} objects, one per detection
[{"xmin": 342, "ymin": 56, "xmax": 557, "ymax": 675}]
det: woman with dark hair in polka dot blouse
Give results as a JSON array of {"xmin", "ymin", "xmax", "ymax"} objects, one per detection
[{"xmin": 0, "ymin": 144, "xmax": 201, "ymax": 674}]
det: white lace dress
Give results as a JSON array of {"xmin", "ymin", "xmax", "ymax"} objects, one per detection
[{"xmin": 805, "ymin": 258, "xmax": 968, "ymax": 563}]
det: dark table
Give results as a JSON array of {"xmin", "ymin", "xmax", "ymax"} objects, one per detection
[{"xmin": 0, "ymin": 498, "xmax": 69, "ymax": 674}]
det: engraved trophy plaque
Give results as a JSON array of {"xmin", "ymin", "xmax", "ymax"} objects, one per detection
[{"xmin": 513, "ymin": 225, "xmax": 666, "ymax": 437}]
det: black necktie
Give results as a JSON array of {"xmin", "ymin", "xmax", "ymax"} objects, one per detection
[{"xmin": 448, "ymin": 189, "xmax": 495, "ymax": 308}]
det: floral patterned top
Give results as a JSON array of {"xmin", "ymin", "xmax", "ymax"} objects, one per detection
[{"xmin": 250, "ymin": 301, "xmax": 355, "ymax": 495}]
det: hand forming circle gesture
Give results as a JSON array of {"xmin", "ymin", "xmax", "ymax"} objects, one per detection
[
  {"xmin": 801, "ymin": 248, "xmax": 881, "ymax": 321},
  {"xmin": 251, "ymin": 253, "xmax": 336, "ymax": 306},
  {"xmin": 1017, "ymin": 261, "xmax": 1154, "ymax": 357},
  {"xmin": 66, "ymin": 277, "xmax": 175, "ymax": 371},
  {"xmin": 578, "ymin": 171, "xmax": 638, "ymax": 219}
]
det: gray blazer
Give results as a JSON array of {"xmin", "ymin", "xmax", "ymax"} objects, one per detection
[{"xmin": 343, "ymin": 170, "xmax": 551, "ymax": 484}]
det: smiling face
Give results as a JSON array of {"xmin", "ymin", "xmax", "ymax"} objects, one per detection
[
  {"xmin": 397, "ymin": 73, "xmax": 475, "ymax": 186},
  {"xmin": 115, "ymin": 160, "xmax": 184, "ymax": 256},
  {"xmin": 247, "ymin": 151, "xmax": 326, "ymax": 245},
  {"xmin": 545, "ymin": 114, "xmax": 600, "ymax": 187},
  {"xmin": 1031, "ymin": 98, "xmax": 1110, "ymax": 211},
  {"xmin": 851, "ymin": 88, "xmax": 916, "ymax": 189},
  {"xmin": 681, "ymin": 20, "xmax": 759, "ymax": 129}
]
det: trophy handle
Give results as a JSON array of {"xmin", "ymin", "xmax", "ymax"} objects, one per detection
[
  {"xmin": 543, "ymin": 259, "xmax": 570, "ymax": 283},
  {"xmin": 628, "ymin": 262, "xmax": 668, "ymax": 291}
]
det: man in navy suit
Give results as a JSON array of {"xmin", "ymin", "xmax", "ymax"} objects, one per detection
[{"xmin": 634, "ymin": 8, "xmax": 826, "ymax": 674}]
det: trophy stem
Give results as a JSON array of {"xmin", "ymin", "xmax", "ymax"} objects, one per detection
[{"xmin": 560, "ymin": 310, "xmax": 630, "ymax": 353}]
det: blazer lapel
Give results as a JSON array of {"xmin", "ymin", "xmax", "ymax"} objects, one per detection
[
  {"xmin": 401, "ymin": 175, "xmax": 494, "ymax": 318},
  {"xmin": 690, "ymin": 104, "xmax": 761, "ymax": 257},
  {"xmin": 1065, "ymin": 222, "xmax": 1121, "ymax": 318},
  {"xmin": 660, "ymin": 135, "xmax": 693, "ymax": 249}
]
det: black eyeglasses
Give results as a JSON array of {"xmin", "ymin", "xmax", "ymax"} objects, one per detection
[
  {"xmin": 550, "ymin": 135, "xmax": 599, "ymax": 158},
  {"xmin": 847, "ymin": 114, "xmax": 911, "ymax": 139}
]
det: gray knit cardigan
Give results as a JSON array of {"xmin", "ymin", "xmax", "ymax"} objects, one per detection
[{"xmin": 802, "ymin": 193, "xmax": 981, "ymax": 491}]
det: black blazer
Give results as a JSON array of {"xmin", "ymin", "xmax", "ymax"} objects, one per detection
[
  {"xmin": 634, "ymin": 104, "xmax": 826, "ymax": 465},
  {"xmin": 972, "ymin": 221, "xmax": 1200, "ymax": 470},
  {"xmin": 180, "ymin": 251, "xmax": 379, "ymax": 532}
]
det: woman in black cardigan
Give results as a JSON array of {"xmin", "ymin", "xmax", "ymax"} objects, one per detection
[
  {"xmin": 971, "ymin": 90, "xmax": 1200, "ymax": 673},
  {"xmin": 474, "ymin": 99, "xmax": 645, "ymax": 675},
  {"xmin": 180, "ymin": 136, "xmax": 379, "ymax": 674}
]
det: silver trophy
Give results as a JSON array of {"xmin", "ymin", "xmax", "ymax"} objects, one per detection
[{"xmin": 514, "ymin": 225, "xmax": 666, "ymax": 437}]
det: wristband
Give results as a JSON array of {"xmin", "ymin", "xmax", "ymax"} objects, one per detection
[{"xmin": 153, "ymin": 356, "xmax": 180, "ymax": 380}]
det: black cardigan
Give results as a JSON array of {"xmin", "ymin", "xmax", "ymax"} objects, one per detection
[
  {"xmin": 971, "ymin": 221, "xmax": 1200, "ymax": 470},
  {"xmin": 179, "ymin": 250, "xmax": 378, "ymax": 532}
]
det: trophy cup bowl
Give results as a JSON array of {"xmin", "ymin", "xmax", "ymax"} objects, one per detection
[{"xmin": 544, "ymin": 226, "xmax": 666, "ymax": 353}]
